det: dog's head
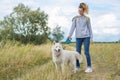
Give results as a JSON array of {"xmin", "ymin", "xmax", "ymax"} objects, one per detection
[{"xmin": 53, "ymin": 41, "xmax": 63, "ymax": 57}]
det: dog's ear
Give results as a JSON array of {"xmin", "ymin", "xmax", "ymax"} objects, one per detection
[
  {"xmin": 59, "ymin": 42, "xmax": 61, "ymax": 44},
  {"xmin": 53, "ymin": 41, "xmax": 56, "ymax": 45},
  {"xmin": 58, "ymin": 42, "xmax": 62, "ymax": 45}
]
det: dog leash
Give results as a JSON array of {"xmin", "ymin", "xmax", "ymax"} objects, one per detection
[{"xmin": 65, "ymin": 38, "xmax": 72, "ymax": 44}]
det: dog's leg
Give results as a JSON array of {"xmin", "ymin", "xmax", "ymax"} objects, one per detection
[
  {"xmin": 55, "ymin": 63, "xmax": 58, "ymax": 72},
  {"xmin": 55, "ymin": 63, "xmax": 61, "ymax": 72},
  {"xmin": 72, "ymin": 60, "xmax": 77, "ymax": 73},
  {"xmin": 67, "ymin": 60, "xmax": 72, "ymax": 72},
  {"xmin": 73, "ymin": 63, "xmax": 77, "ymax": 73},
  {"xmin": 61, "ymin": 63, "xmax": 64, "ymax": 73}
]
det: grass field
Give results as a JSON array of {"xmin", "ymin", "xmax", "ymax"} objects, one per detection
[{"xmin": 0, "ymin": 42, "xmax": 120, "ymax": 80}]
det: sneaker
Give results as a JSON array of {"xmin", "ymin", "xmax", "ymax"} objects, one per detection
[
  {"xmin": 72, "ymin": 67, "xmax": 80, "ymax": 73},
  {"xmin": 75, "ymin": 67, "xmax": 80, "ymax": 72},
  {"xmin": 85, "ymin": 67, "xmax": 92, "ymax": 73}
]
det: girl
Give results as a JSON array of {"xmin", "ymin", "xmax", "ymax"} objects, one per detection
[{"xmin": 68, "ymin": 3, "xmax": 93, "ymax": 73}]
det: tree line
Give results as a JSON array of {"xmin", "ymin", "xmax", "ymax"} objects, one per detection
[{"xmin": 0, "ymin": 3, "xmax": 64, "ymax": 45}]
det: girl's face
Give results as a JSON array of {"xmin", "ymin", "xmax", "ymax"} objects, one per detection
[{"xmin": 78, "ymin": 8, "xmax": 84, "ymax": 15}]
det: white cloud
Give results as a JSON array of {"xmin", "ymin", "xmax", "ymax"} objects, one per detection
[
  {"xmin": 92, "ymin": 13, "xmax": 120, "ymax": 36},
  {"xmin": 0, "ymin": 0, "xmax": 120, "ymax": 41},
  {"xmin": 44, "ymin": 7, "xmax": 70, "ymax": 29},
  {"xmin": 43, "ymin": 5, "xmax": 77, "ymax": 27},
  {"xmin": 0, "ymin": 0, "xmax": 39, "ymax": 20}
]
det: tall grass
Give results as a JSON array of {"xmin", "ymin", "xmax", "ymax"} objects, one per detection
[
  {"xmin": 0, "ymin": 41, "xmax": 51, "ymax": 80},
  {"xmin": 0, "ymin": 42, "xmax": 120, "ymax": 80}
]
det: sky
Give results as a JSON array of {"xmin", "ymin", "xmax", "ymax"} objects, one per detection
[{"xmin": 0, "ymin": 0, "xmax": 120, "ymax": 42}]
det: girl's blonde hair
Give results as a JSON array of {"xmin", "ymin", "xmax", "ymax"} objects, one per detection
[{"xmin": 79, "ymin": 3, "xmax": 89, "ymax": 14}]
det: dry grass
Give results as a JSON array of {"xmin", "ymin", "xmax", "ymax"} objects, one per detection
[
  {"xmin": 0, "ymin": 42, "xmax": 51, "ymax": 80},
  {"xmin": 0, "ymin": 42, "xmax": 120, "ymax": 80}
]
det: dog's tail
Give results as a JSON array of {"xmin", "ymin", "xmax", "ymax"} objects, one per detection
[{"xmin": 75, "ymin": 52, "xmax": 82, "ymax": 63}]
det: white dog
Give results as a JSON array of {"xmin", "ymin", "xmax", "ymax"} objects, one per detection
[{"xmin": 51, "ymin": 41, "xmax": 82, "ymax": 73}]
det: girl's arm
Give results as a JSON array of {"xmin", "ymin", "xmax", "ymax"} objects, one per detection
[
  {"xmin": 87, "ymin": 17, "xmax": 93, "ymax": 41},
  {"xmin": 68, "ymin": 18, "xmax": 76, "ymax": 37}
]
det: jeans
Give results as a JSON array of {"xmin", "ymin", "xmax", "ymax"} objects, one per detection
[{"xmin": 76, "ymin": 37, "xmax": 91, "ymax": 68}]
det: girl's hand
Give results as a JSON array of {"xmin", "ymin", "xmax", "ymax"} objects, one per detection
[
  {"xmin": 68, "ymin": 36, "xmax": 72, "ymax": 40},
  {"xmin": 90, "ymin": 40, "xmax": 93, "ymax": 44}
]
